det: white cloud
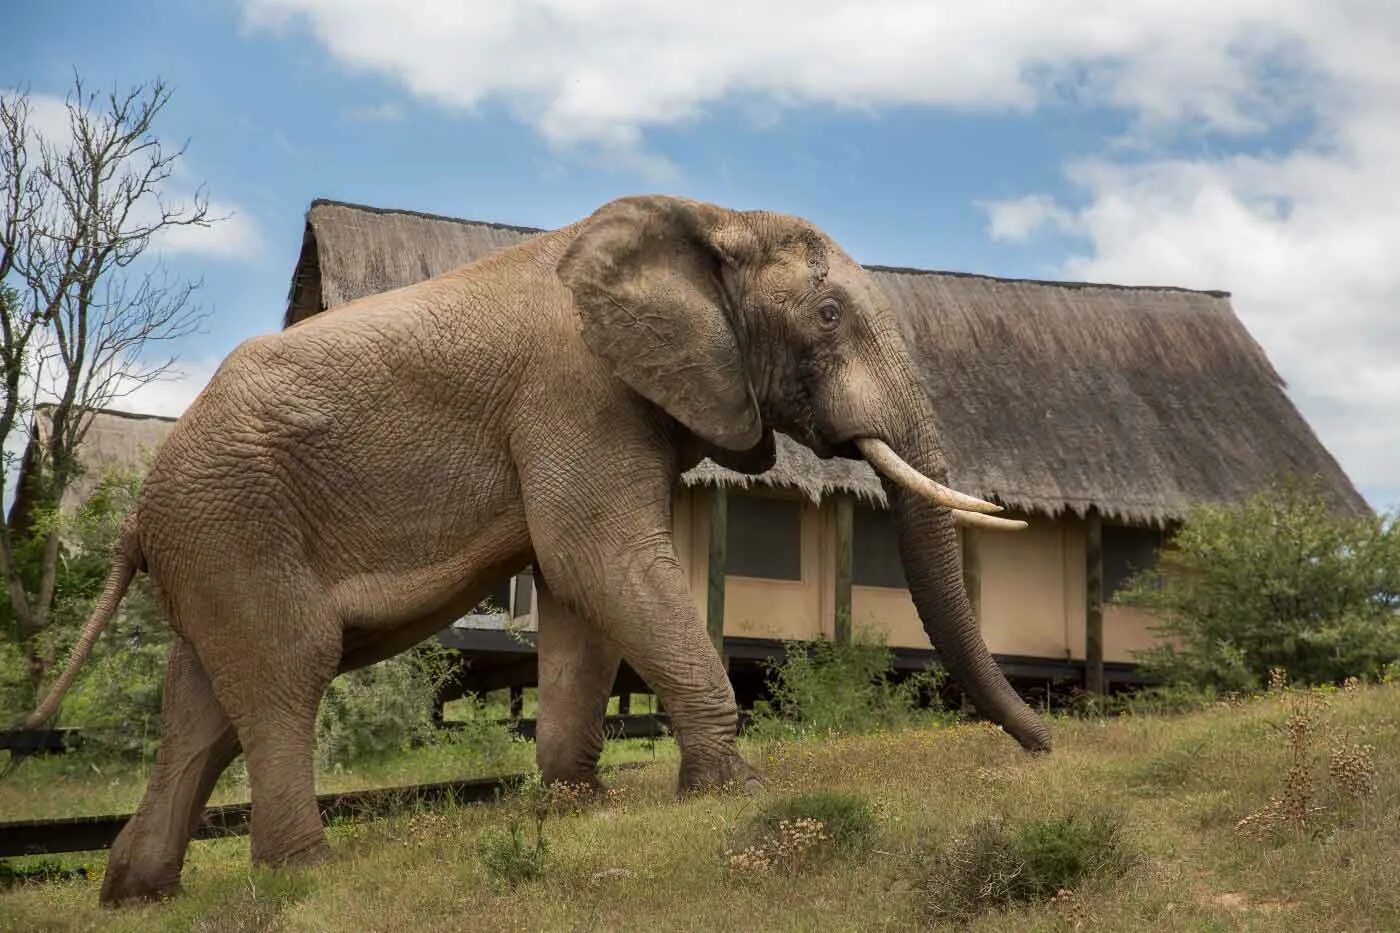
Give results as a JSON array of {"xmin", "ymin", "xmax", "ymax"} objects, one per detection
[
  {"xmin": 108, "ymin": 359, "xmax": 220, "ymax": 418},
  {"xmin": 981, "ymin": 194, "xmax": 1077, "ymax": 242},
  {"xmin": 240, "ymin": 0, "xmax": 1320, "ymax": 149},
  {"xmin": 239, "ymin": 0, "xmax": 1400, "ymax": 506},
  {"xmin": 153, "ymin": 200, "xmax": 265, "ymax": 261},
  {"xmin": 346, "ymin": 101, "xmax": 403, "ymax": 122},
  {"xmin": 3, "ymin": 89, "xmax": 263, "ymax": 263}
]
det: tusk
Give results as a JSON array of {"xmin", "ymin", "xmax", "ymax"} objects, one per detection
[
  {"xmin": 855, "ymin": 438, "xmax": 1003, "ymax": 514},
  {"xmin": 953, "ymin": 509, "xmax": 1028, "ymax": 531}
]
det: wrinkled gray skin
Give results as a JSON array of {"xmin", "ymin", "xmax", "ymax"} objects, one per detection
[{"xmin": 40, "ymin": 196, "xmax": 1050, "ymax": 906}]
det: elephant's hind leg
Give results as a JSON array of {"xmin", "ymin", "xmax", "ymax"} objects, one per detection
[
  {"xmin": 535, "ymin": 576, "xmax": 623, "ymax": 788},
  {"xmin": 196, "ymin": 585, "xmax": 341, "ymax": 870},
  {"xmin": 101, "ymin": 637, "xmax": 239, "ymax": 906}
]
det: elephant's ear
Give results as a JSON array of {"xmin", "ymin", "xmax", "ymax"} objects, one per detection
[{"xmin": 557, "ymin": 196, "xmax": 763, "ymax": 451}]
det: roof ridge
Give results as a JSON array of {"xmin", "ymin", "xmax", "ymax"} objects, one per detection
[
  {"xmin": 32, "ymin": 402, "xmax": 180, "ymax": 423},
  {"xmin": 309, "ymin": 198, "xmax": 546, "ymax": 236},
  {"xmin": 308, "ymin": 197, "xmax": 1230, "ymax": 298},
  {"xmin": 865, "ymin": 264, "xmax": 1231, "ymax": 298}
]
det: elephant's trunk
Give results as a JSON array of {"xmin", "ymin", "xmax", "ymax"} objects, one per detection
[{"xmin": 883, "ymin": 440, "xmax": 1053, "ymax": 752}]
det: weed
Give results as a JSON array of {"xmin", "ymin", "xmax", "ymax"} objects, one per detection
[
  {"xmin": 726, "ymin": 817, "xmax": 829, "ymax": 875},
  {"xmin": 726, "ymin": 791, "xmax": 875, "ymax": 876},
  {"xmin": 477, "ymin": 774, "xmax": 551, "ymax": 887},
  {"xmin": 1329, "ymin": 743, "xmax": 1377, "ymax": 800},
  {"xmin": 747, "ymin": 791, "xmax": 874, "ymax": 852},
  {"xmin": 918, "ymin": 811, "xmax": 1131, "ymax": 922},
  {"xmin": 1236, "ymin": 681, "xmax": 1381, "ymax": 840}
]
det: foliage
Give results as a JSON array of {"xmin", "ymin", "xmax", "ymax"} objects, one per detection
[
  {"xmin": 747, "ymin": 629, "xmax": 948, "ymax": 739},
  {"xmin": 919, "ymin": 811, "xmax": 1131, "ymax": 922},
  {"xmin": 731, "ymin": 791, "xmax": 875, "ymax": 871},
  {"xmin": 1118, "ymin": 479, "xmax": 1400, "ymax": 692},
  {"xmin": 316, "ymin": 641, "xmax": 459, "ymax": 769},
  {"xmin": 436, "ymin": 693, "xmax": 528, "ymax": 773},
  {"xmin": 0, "ymin": 857, "xmax": 90, "ymax": 889},
  {"xmin": 477, "ymin": 773, "xmax": 551, "ymax": 887},
  {"xmin": 26, "ymin": 465, "xmax": 170, "ymax": 758},
  {"xmin": 0, "ymin": 638, "xmax": 29, "ymax": 724}
]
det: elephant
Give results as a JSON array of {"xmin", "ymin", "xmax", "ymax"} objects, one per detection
[{"xmin": 24, "ymin": 194, "xmax": 1051, "ymax": 906}]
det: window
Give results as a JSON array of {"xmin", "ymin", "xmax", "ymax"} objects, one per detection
[
  {"xmin": 512, "ymin": 571, "xmax": 533, "ymax": 618},
  {"xmin": 1103, "ymin": 525, "xmax": 1162, "ymax": 597},
  {"xmin": 726, "ymin": 494, "xmax": 803, "ymax": 580},
  {"xmin": 853, "ymin": 504, "xmax": 908, "ymax": 589},
  {"xmin": 471, "ymin": 578, "xmax": 512, "ymax": 616}
]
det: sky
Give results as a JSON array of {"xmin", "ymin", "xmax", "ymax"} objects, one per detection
[{"xmin": 5, "ymin": 0, "xmax": 1397, "ymax": 509}]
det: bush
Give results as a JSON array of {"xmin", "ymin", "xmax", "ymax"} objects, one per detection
[
  {"xmin": 743, "ymin": 791, "xmax": 875, "ymax": 854},
  {"xmin": 0, "ymin": 639, "xmax": 30, "ymax": 725},
  {"xmin": 748, "ymin": 630, "xmax": 947, "ymax": 739},
  {"xmin": 727, "ymin": 792, "xmax": 874, "ymax": 875},
  {"xmin": 316, "ymin": 641, "xmax": 457, "ymax": 769},
  {"xmin": 920, "ymin": 812, "xmax": 1131, "ymax": 921},
  {"xmin": 477, "ymin": 774, "xmax": 551, "ymax": 887},
  {"xmin": 1118, "ymin": 479, "xmax": 1400, "ymax": 692},
  {"xmin": 32, "ymin": 466, "xmax": 172, "ymax": 759}
]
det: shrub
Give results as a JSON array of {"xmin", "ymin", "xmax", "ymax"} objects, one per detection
[
  {"xmin": 743, "ymin": 791, "xmax": 875, "ymax": 853},
  {"xmin": 477, "ymin": 774, "xmax": 551, "ymax": 887},
  {"xmin": 316, "ymin": 641, "xmax": 458, "ymax": 769},
  {"xmin": 32, "ymin": 466, "xmax": 172, "ymax": 759},
  {"xmin": 727, "ymin": 792, "xmax": 875, "ymax": 876},
  {"xmin": 438, "ymin": 693, "xmax": 526, "ymax": 771},
  {"xmin": 919, "ymin": 812, "xmax": 1131, "ymax": 921},
  {"xmin": 56, "ymin": 611, "xmax": 168, "ymax": 759},
  {"xmin": 0, "ymin": 639, "xmax": 30, "ymax": 725},
  {"xmin": 1118, "ymin": 479, "xmax": 1400, "ymax": 692},
  {"xmin": 748, "ymin": 630, "xmax": 947, "ymax": 739}
]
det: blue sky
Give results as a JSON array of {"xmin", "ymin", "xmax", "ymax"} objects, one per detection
[{"xmin": 6, "ymin": 1, "xmax": 1398, "ymax": 507}]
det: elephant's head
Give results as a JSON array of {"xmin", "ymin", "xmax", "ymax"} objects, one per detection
[{"xmin": 558, "ymin": 195, "xmax": 1052, "ymax": 753}]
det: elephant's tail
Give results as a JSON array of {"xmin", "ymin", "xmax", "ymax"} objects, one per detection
[{"xmin": 22, "ymin": 518, "xmax": 143, "ymax": 730}]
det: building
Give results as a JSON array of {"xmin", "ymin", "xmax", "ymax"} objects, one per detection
[{"xmin": 17, "ymin": 197, "xmax": 1365, "ymax": 708}]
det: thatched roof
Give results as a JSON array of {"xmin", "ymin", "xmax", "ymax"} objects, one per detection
[
  {"xmin": 283, "ymin": 198, "xmax": 1361, "ymax": 525},
  {"xmin": 6, "ymin": 408, "xmax": 177, "ymax": 534}
]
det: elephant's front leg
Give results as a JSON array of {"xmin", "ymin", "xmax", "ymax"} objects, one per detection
[
  {"xmin": 535, "ymin": 575, "xmax": 622, "ymax": 787},
  {"xmin": 528, "ymin": 514, "xmax": 755, "ymax": 793}
]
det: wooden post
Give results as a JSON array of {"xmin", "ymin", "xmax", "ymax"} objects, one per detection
[
  {"xmin": 1085, "ymin": 507, "xmax": 1105, "ymax": 696},
  {"xmin": 960, "ymin": 527, "xmax": 981, "ymax": 626},
  {"xmin": 616, "ymin": 692, "xmax": 630, "ymax": 716},
  {"xmin": 834, "ymin": 495, "xmax": 853, "ymax": 645},
  {"xmin": 706, "ymin": 487, "xmax": 728, "ymax": 660}
]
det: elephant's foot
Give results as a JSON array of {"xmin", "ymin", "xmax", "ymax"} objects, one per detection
[
  {"xmin": 543, "ymin": 774, "xmax": 609, "ymax": 813},
  {"xmin": 99, "ymin": 852, "xmax": 182, "ymax": 908},
  {"xmin": 250, "ymin": 835, "xmax": 330, "ymax": 870},
  {"xmin": 677, "ymin": 749, "xmax": 765, "ymax": 796}
]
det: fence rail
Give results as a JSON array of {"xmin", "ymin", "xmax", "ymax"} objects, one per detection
[
  {"xmin": 1, "ymin": 763, "xmax": 647, "ymax": 859},
  {"xmin": 2, "ymin": 712, "xmax": 754, "ymax": 760}
]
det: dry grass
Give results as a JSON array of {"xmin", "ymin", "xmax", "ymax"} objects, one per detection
[{"xmin": 5, "ymin": 684, "xmax": 1400, "ymax": 931}]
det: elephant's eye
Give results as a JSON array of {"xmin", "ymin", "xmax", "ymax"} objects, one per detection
[{"xmin": 818, "ymin": 300, "xmax": 841, "ymax": 327}]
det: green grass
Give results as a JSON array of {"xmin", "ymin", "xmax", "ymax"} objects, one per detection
[{"xmin": 5, "ymin": 684, "xmax": 1400, "ymax": 930}]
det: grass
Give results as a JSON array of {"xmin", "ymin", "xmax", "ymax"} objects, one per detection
[
  {"xmin": 0, "ymin": 697, "xmax": 671, "ymax": 822},
  {"xmin": 4, "ymin": 683, "xmax": 1400, "ymax": 930}
]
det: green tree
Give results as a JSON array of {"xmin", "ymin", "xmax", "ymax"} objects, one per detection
[{"xmin": 1117, "ymin": 479, "xmax": 1400, "ymax": 691}]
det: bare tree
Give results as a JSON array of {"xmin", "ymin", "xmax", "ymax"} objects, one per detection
[{"xmin": 0, "ymin": 75, "xmax": 211, "ymax": 687}]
